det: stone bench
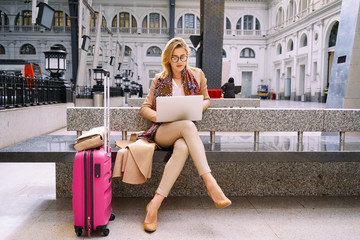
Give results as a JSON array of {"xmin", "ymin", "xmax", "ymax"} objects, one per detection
[
  {"xmin": 1, "ymin": 134, "xmax": 360, "ymax": 198},
  {"xmin": 2, "ymin": 107, "xmax": 360, "ymax": 199},
  {"xmin": 67, "ymin": 107, "xmax": 360, "ymax": 151},
  {"xmin": 127, "ymin": 98, "xmax": 260, "ymax": 108}
]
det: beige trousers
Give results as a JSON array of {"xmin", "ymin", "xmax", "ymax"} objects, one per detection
[{"xmin": 154, "ymin": 120, "xmax": 211, "ymax": 197}]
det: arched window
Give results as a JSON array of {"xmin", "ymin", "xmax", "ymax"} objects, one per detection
[
  {"xmin": 222, "ymin": 49, "xmax": 227, "ymax": 58},
  {"xmin": 177, "ymin": 13, "xmax": 200, "ymax": 34},
  {"xmin": 52, "ymin": 44, "xmax": 66, "ymax": 51},
  {"xmin": 255, "ymin": 18, "xmax": 261, "ymax": 30},
  {"xmin": 90, "ymin": 12, "xmax": 106, "ymax": 28},
  {"xmin": 300, "ymin": 0, "xmax": 307, "ymax": 13},
  {"xmin": 65, "ymin": 14, "xmax": 71, "ymax": 27},
  {"xmin": 287, "ymin": 0, "xmax": 295, "ymax": 20},
  {"xmin": 287, "ymin": 39, "xmax": 294, "ymax": 52},
  {"xmin": 226, "ymin": 17, "xmax": 231, "ymax": 30},
  {"xmin": 300, "ymin": 34, "xmax": 308, "ymax": 47},
  {"xmin": 146, "ymin": 46, "xmax": 162, "ymax": 56},
  {"xmin": 189, "ymin": 47, "xmax": 196, "ymax": 57},
  {"xmin": 277, "ymin": 44, "xmax": 282, "ymax": 55},
  {"xmin": 240, "ymin": 48, "xmax": 255, "ymax": 58},
  {"xmin": 143, "ymin": 13, "xmax": 167, "ymax": 34},
  {"xmin": 276, "ymin": 7, "xmax": 284, "ymax": 26},
  {"xmin": 112, "ymin": 16, "xmax": 117, "ymax": 28},
  {"xmin": 120, "ymin": 45, "xmax": 132, "ymax": 56},
  {"xmin": 54, "ymin": 11, "xmax": 64, "ymax": 26},
  {"xmin": 0, "ymin": 44, "xmax": 5, "ymax": 54},
  {"xmin": 20, "ymin": 44, "xmax": 36, "ymax": 54},
  {"xmin": 0, "ymin": 11, "xmax": 9, "ymax": 26},
  {"xmin": 117, "ymin": 12, "xmax": 137, "ymax": 32},
  {"xmin": 177, "ymin": 16, "xmax": 182, "ymax": 29},
  {"xmin": 236, "ymin": 17, "xmax": 242, "ymax": 34},
  {"xmin": 329, "ymin": 21, "xmax": 338, "ymax": 48},
  {"xmin": 15, "ymin": 13, "xmax": 20, "ymax": 26}
]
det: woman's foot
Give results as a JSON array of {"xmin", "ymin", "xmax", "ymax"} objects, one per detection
[
  {"xmin": 202, "ymin": 173, "xmax": 232, "ymax": 209},
  {"xmin": 144, "ymin": 202, "xmax": 157, "ymax": 232},
  {"xmin": 144, "ymin": 194, "xmax": 164, "ymax": 232}
]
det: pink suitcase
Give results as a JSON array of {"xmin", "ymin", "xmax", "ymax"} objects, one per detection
[
  {"xmin": 72, "ymin": 147, "xmax": 115, "ymax": 237},
  {"xmin": 72, "ymin": 68, "xmax": 114, "ymax": 237}
]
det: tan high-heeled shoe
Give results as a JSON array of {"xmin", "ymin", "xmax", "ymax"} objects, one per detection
[
  {"xmin": 207, "ymin": 191, "xmax": 232, "ymax": 209},
  {"xmin": 144, "ymin": 203, "xmax": 157, "ymax": 232}
]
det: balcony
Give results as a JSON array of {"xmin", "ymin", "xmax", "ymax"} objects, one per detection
[{"xmin": 1, "ymin": 25, "xmax": 71, "ymax": 33}]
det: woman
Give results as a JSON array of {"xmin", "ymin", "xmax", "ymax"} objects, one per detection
[
  {"xmin": 138, "ymin": 37, "xmax": 231, "ymax": 232},
  {"xmin": 221, "ymin": 77, "xmax": 235, "ymax": 98}
]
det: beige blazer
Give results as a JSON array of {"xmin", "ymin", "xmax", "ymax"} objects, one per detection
[
  {"xmin": 113, "ymin": 139, "xmax": 156, "ymax": 184},
  {"xmin": 140, "ymin": 67, "xmax": 211, "ymax": 122}
]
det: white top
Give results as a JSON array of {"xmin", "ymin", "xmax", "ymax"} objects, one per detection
[{"xmin": 172, "ymin": 79, "xmax": 185, "ymax": 96}]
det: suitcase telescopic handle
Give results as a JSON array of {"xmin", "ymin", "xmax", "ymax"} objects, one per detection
[{"xmin": 104, "ymin": 69, "xmax": 110, "ymax": 156}]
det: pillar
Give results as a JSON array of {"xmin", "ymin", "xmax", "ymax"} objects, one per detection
[
  {"xmin": 200, "ymin": 0, "xmax": 225, "ymax": 89},
  {"xmin": 327, "ymin": 0, "xmax": 360, "ymax": 108}
]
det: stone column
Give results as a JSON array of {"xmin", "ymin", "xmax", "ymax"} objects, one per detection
[
  {"xmin": 316, "ymin": 20, "xmax": 324, "ymax": 102},
  {"xmin": 291, "ymin": 32, "xmax": 298, "ymax": 100},
  {"xmin": 136, "ymin": 42, "xmax": 143, "ymax": 86},
  {"xmin": 229, "ymin": 45, "xmax": 238, "ymax": 84},
  {"xmin": 200, "ymin": 0, "xmax": 225, "ymax": 89},
  {"xmin": 305, "ymin": 25, "xmax": 313, "ymax": 101}
]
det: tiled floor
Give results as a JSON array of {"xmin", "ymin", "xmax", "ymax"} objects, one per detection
[{"xmin": 1, "ymin": 162, "xmax": 360, "ymax": 240}]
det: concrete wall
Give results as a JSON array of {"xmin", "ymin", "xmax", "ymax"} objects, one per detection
[{"xmin": 0, "ymin": 103, "xmax": 74, "ymax": 149}]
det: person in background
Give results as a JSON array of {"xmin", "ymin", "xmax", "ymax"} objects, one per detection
[
  {"xmin": 221, "ymin": 77, "xmax": 235, "ymax": 98},
  {"xmin": 139, "ymin": 37, "xmax": 232, "ymax": 232},
  {"xmin": 138, "ymin": 84, "xmax": 143, "ymax": 98}
]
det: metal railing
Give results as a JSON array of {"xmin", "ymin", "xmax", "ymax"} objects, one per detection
[
  {"xmin": 0, "ymin": 74, "xmax": 67, "ymax": 109},
  {"xmin": 1, "ymin": 25, "xmax": 71, "ymax": 33}
]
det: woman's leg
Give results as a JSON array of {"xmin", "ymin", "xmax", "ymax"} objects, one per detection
[
  {"xmin": 154, "ymin": 120, "xmax": 211, "ymax": 176},
  {"xmin": 144, "ymin": 138, "xmax": 188, "ymax": 231},
  {"xmin": 156, "ymin": 138, "xmax": 189, "ymax": 197},
  {"xmin": 154, "ymin": 120, "xmax": 230, "ymax": 206}
]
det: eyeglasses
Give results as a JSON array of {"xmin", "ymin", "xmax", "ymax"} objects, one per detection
[{"xmin": 171, "ymin": 55, "xmax": 188, "ymax": 63}]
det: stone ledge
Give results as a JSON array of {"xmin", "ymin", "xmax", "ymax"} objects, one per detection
[{"xmin": 127, "ymin": 98, "xmax": 260, "ymax": 108}]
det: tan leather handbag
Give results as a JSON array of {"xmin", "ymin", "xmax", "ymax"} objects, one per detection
[{"xmin": 74, "ymin": 126, "xmax": 104, "ymax": 151}]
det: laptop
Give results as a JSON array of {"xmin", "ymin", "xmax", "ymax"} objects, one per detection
[{"xmin": 156, "ymin": 95, "xmax": 203, "ymax": 122}]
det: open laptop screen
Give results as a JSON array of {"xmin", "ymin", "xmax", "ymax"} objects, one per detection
[{"xmin": 156, "ymin": 95, "xmax": 203, "ymax": 122}]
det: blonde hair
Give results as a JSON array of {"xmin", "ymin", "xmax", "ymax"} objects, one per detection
[{"xmin": 161, "ymin": 37, "xmax": 192, "ymax": 78}]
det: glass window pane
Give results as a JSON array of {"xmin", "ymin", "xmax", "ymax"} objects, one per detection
[
  {"xmin": 112, "ymin": 16, "xmax": 117, "ymax": 27},
  {"xmin": 142, "ymin": 16, "xmax": 147, "ymax": 28},
  {"xmin": 132, "ymin": 16, "xmax": 137, "ymax": 28},
  {"xmin": 255, "ymin": 18, "xmax": 260, "ymax": 30},
  {"xmin": 150, "ymin": 13, "xmax": 159, "ymax": 28},
  {"xmin": 0, "ymin": 44, "xmax": 5, "ymax": 54},
  {"xmin": 197, "ymin": 17, "xmax": 200, "ymax": 29},
  {"xmin": 244, "ymin": 15, "xmax": 253, "ymax": 30},
  {"xmin": 66, "ymin": 14, "xmax": 71, "ymax": 27},
  {"xmin": 162, "ymin": 16, "xmax": 167, "ymax": 29},
  {"xmin": 184, "ymin": 14, "xmax": 194, "ymax": 29},
  {"xmin": 236, "ymin": 18, "xmax": 241, "ymax": 30},
  {"xmin": 226, "ymin": 18, "xmax": 231, "ymax": 29},
  {"xmin": 22, "ymin": 11, "xmax": 32, "ymax": 26},
  {"xmin": 177, "ymin": 16, "xmax": 183, "ymax": 28}
]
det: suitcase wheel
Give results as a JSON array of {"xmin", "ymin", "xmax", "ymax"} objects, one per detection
[
  {"xmin": 109, "ymin": 213, "xmax": 115, "ymax": 221},
  {"xmin": 74, "ymin": 227, "xmax": 82, "ymax": 237},
  {"xmin": 102, "ymin": 228, "xmax": 110, "ymax": 236}
]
